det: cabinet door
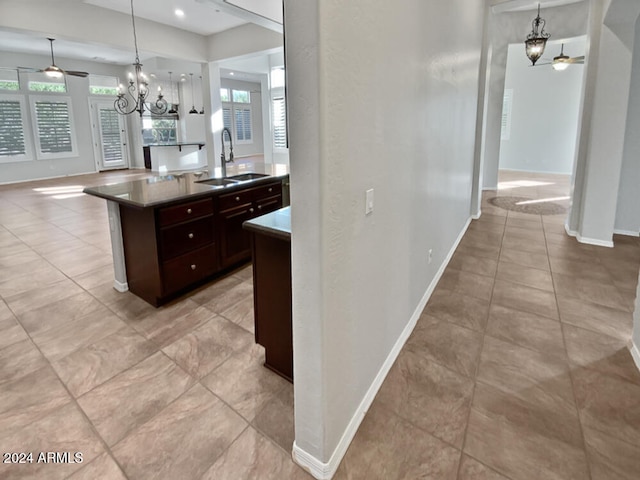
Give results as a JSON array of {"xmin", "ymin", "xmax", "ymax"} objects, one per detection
[{"xmin": 219, "ymin": 204, "xmax": 254, "ymax": 268}]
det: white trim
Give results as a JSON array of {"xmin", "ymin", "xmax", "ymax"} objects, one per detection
[
  {"xmin": 292, "ymin": 216, "xmax": 473, "ymax": 480},
  {"xmin": 471, "ymin": 209, "xmax": 482, "ymax": 220},
  {"xmin": 482, "ymin": 186, "xmax": 497, "ymax": 191},
  {"xmin": 113, "ymin": 279, "xmax": 129, "ymax": 292},
  {"xmin": 564, "ymin": 222, "xmax": 577, "ymax": 237},
  {"xmin": 613, "ymin": 229, "xmax": 640, "ymax": 237},
  {"xmin": 0, "ymin": 170, "xmax": 96, "ymax": 186},
  {"xmin": 576, "ymin": 234, "xmax": 614, "ymax": 248},
  {"xmin": 631, "ymin": 342, "xmax": 640, "ymax": 373}
]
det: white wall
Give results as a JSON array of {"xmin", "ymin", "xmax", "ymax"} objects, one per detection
[
  {"xmin": 481, "ymin": 2, "xmax": 589, "ymax": 189},
  {"xmin": 286, "ymin": 0, "xmax": 484, "ymax": 475},
  {"xmin": 178, "ymin": 74, "xmax": 207, "ymax": 143},
  {"xmin": 499, "ymin": 38, "xmax": 585, "ymax": 174},
  {"xmin": 615, "ymin": 14, "xmax": 640, "ymax": 235},
  {"xmin": 0, "ymin": 51, "xmax": 129, "ymax": 183}
]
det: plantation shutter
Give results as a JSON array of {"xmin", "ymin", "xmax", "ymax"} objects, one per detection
[
  {"xmin": 235, "ymin": 107, "xmax": 251, "ymax": 141},
  {"xmin": 272, "ymin": 96, "xmax": 286, "ymax": 149},
  {"xmin": 222, "ymin": 107, "xmax": 232, "ymax": 142},
  {"xmin": 34, "ymin": 100, "xmax": 73, "ymax": 154},
  {"xmin": 0, "ymin": 99, "xmax": 26, "ymax": 157},
  {"xmin": 99, "ymin": 108, "xmax": 122, "ymax": 163}
]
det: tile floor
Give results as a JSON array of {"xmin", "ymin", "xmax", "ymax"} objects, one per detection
[{"xmin": 0, "ymin": 169, "xmax": 638, "ymax": 479}]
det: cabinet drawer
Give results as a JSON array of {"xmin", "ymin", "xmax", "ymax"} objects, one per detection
[
  {"xmin": 255, "ymin": 195, "xmax": 282, "ymax": 216},
  {"xmin": 162, "ymin": 244, "xmax": 216, "ymax": 294},
  {"xmin": 158, "ymin": 198, "xmax": 213, "ymax": 227},
  {"xmin": 219, "ymin": 189, "xmax": 252, "ymax": 212},
  {"xmin": 253, "ymin": 182, "xmax": 282, "ymax": 201},
  {"xmin": 159, "ymin": 215, "xmax": 214, "ymax": 260}
]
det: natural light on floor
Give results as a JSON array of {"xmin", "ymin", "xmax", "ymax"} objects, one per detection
[
  {"xmin": 32, "ymin": 185, "xmax": 85, "ymax": 200},
  {"xmin": 516, "ymin": 196, "xmax": 571, "ymax": 205},
  {"xmin": 497, "ymin": 180, "xmax": 554, "ymax": 190}
]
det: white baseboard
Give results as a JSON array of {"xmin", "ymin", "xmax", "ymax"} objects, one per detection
[
  {"xmin": 471, "ymin": 210, "xmax": 481, "ymax": 220},
  {"xmin": 292, "ymin": 217, "xmax": 473, "ymax": 479},
  {"xmin": 113, "ymin": 279, "xmax": 129, "ymax": 292},
  {"xmin": 564, "ymin": 223, "xmax": 577, "ymax": 237},
  {"xmin": 576, "ymin": 234, "xmax": 614, "ymax": 248},
  {"xmin": 614, "ymin": 229, "xmax": 640, "ymax": 237},
  {"xmin": 631, "ymin": 342, "xmax": 640, "ymax": 373}
]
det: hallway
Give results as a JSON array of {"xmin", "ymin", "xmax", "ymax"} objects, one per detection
[{"xmin": 0, "ymin": 170, "xmax": 638, "ymax": 479}]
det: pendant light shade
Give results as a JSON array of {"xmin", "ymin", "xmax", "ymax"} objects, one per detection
[
  {"xmin": 167, "ymin": 71, "xmax": 178, "ymax": 114},
  {"xmin": 188, "ymin": 73, "xmax": 198, "ymax": 114},
  {"xmin": 525, "ymin": 4, "xmax": 550, "ymax": 66}
]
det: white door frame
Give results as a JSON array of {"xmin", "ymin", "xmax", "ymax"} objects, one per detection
[{"xmin": 89, "ymin": 98, "xmax": 129, "ymax": 171}]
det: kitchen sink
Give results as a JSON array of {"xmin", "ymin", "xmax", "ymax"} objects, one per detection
[
  {"xmin": 196, "ymin": 178, "xmax": 238, "ymax": 186},
  {"xmin": 226, "ymin": 173, "xmax": 270, "ymax": 181}
]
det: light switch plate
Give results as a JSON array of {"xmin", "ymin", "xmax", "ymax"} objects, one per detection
[{"xmin": 365, "ymin": 188, "xmax": 374, "ymax": 215}]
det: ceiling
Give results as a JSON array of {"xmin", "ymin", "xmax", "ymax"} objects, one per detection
[{"xmin": 492, "ymin": 0, "xmax": 585, "ymax": 13}]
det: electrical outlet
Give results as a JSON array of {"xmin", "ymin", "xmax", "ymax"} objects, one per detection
[{"xmin": 428, "ymin": 248, "xmax": 433, "ymax": 264}]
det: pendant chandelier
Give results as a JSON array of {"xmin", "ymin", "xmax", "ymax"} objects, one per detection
[
  {"xmin": 199, "ymin": 76, "xmax": 205, "ymax": 115},
  {"xmin": 524, "ymin": 4, "xmax": 550, "ymax": 66},
  {"xmin": 115, "ymin": 0, "xmax": 167, "ymax": 116},
  {"xmin": 188, "ymin": 73, "xmax": 198, "ymax": 114}
]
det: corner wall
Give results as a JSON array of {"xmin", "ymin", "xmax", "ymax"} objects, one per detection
[{"xmin": 286, "ymin": 0, "xmax": 484, "ymax": 476}]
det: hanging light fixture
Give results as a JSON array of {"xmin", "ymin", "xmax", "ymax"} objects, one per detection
[
  {"xmin": 199, "ymin": 76, "xmax": 205, "ymax": 115},
  {"xmin": 188, "ymin": 73, "xmax": 198, "ymax": 114},
  {"xmin": 115, "ymin": 0, "xmax": 167, "ymax": 116},
  {"xmin": 524, "ymin": 3, "xmax": 550, "ymax": 66},
  {"xmin": 167, "ymin": 71, "xmax": 178, "ymax": 114},
  {"xmin": 552, "ymin": 44, "xmax": 570, "ymax": 71}
]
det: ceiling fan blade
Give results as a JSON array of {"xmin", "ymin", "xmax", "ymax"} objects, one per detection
[
  {"xmin": 567, "ymin": 56, "xmax": 585, "ymax": 64},
  {"xmin": 531, "ymin": 62, "xmax": 552, "ymax": 66},
  {"xmin": 18, "ymin": 66, "xmax": 44, "ymax": 73},
  {"xmin": 64, "ymin": 70, "xmax": 90, "ymax": 78}
]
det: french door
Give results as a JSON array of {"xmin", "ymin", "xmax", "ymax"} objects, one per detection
[{"xmin": 90, "ymin": 99, "xmax": 128, "ymax": 170}]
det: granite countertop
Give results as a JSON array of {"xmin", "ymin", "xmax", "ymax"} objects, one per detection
[
  {"xmin": 143, "ymin": 142, "xmax": 205, "ymax": 147},
  {"xmin": 84, "ymin": 165, "xmax": 289, "ymax": 209},
  {"xmin": 243, "ymin": 206, "xmax": 291, "ymax": 241}
]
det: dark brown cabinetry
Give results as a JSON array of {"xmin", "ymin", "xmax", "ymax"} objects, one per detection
[
  {"xmin": 119, "ymin": 179, "xmax": 283, "ymax": 306},
  {"xmin": 217, "ymin": 181, "xmax": 282, "ymax": 269}
]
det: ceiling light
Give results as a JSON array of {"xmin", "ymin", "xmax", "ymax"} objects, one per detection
[
  {"xmin": 229, "ymin": 72, "xmax": 234, "ymax": 76},
  {"xmin": 524, "ymin": 4, "xmax": 550, "ymax": 66},
  {"xmin": 175, "ymin": 9, "xmax": 185, "ymax": 17},
  {"xmin": 552, "ymin": 43, "xmax": 570, "ymax": 71},
  {"xmin": 115, "ymin": 0, "xmax": 167, "ymax": 117}
]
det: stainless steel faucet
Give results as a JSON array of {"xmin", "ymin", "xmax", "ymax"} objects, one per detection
[{"xmin": 220, "ymin": 127, "xmax": 234, "ymax": 177}]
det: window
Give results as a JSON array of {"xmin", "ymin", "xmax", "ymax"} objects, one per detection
[
  {"xmin": 28, "ymin": 72, "xmax": 67, "ymax": 93},
  {"xmin": 221, "ymin": 88, "xmax": 253, "ymax": 144},
  {"xmin": 29, "ymin": 96, "xmax": 77, "ymax": 159},
  {"xmin": 89, "ymin": 75, "xmax": 119, "ymax": 95},
  {"xmin": 272, "ymin": 96, "xmax": 287, "ymax": 149},
  {"xmin": 220, "ymin": 88, "xmax": 230, "ymax": 102},
  {"xmin": 142, "ymin": 112, "xmax": 178, "ymax": 145},
  {"xmin": 0, "ymin": 69, "xmax": 19, "ymax": 91},
  {"xmin": 270, "ymin": 67, "xmax": 285, "ymax": 89},
  {"xmin": 0, "ymin": 94, "xmax": 31, "ymax": 162}
]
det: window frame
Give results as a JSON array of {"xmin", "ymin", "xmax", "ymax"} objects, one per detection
[
  {"xmin": 222, "ymin": 98, "xmax": 254, "ymax": 146},
  {"xmin": 29, "ymin": 95, "xmax": 79, "ymax": 160},
  {"xmin": 271, "ymin": 93, "xmax": 287, "ymax": 151},
  {"xmin": 0, "ymin": 93, "xmax": 33, "ymax": 163}
]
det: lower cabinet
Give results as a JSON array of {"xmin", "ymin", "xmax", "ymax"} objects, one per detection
[{"xmin": 119, "ymin": 179, "xmax": 284, "ymax": 306}]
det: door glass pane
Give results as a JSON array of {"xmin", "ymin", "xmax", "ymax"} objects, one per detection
[{"xmin": 99, "ymin": 108, "xmax": 123, "ymax": 164}]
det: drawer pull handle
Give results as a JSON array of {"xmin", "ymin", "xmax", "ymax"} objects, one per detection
[
  {"xmin": 268, "ymin": 187, "xmax": 273, "ymax": 192},
  {"xmin": 249, "ymin": 208, "xmax": 254, "ymax": 213},
  {"xmin": 191, "ymin": 264, "xmax": 197, "ymax": 270},
  {"xmin": 187, "ymin": 208, "xmax": 192, "ymax": 214},
  {"xmin": 258, "ymin": 205, "xmax": 262, "ymax": 210},
  {"xmin": 235, "ymin": 196, "xmax": 240, "ymax": 201},
  {"xmin": 188, "ymin": 233, "xmax": 194, "ymax": 239}
]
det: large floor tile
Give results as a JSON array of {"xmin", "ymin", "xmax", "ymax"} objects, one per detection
[
  {"xmin": 67, "ymin": 452, "xmax": 127, "ymax": 480},
  {"xmin": 78, "ymin": 351, "xmax": 195, "ymax": 446},
  {"xmin": 582, "ymin": 426, "xmax": 640, "ymax": 480},
  {"xmin": 424, "ymin": 288, "xmax": 490, "ymax": 332},
  {"xmin": 405, "ymin": 314, "xmax": 483, "ymax": 378},
  {"xmin": 162, "ymin": 315, "xmax": 253, "ymax": 379},
  {"xmin": 202, "ymin": 427, "xmax": 310, "ymax": 480},
  {"xmin": 375, "ymin": 349, "xmax": 474, "ymax": 448},
  {"xmin": 447, "ymin": 251, "xmax": 498, "ymax": 278},
  {"xmin": 485, "ymin": 304, "xmax": 565, "ymax": 357},
  {"xmin": 0, "ymin": 402, "xmax": 105, "ymax": 480},
  {"xmin": 335, "ymin": 404, "xmax": 461, "ymax": 480},
  {"xmin": 491, "ymin": 279, "xmax": 559, "ymax": 320},
  {"xmin": 553, "ymin": 272, "xmax": 629, "ymax": 311},
  {"xmin": 202, "ymin": 344, "xmax": 289, "ymax": 422},
  {"xmin": 465, "ymin": 383, "xmax": 589, "ymax": 480},
  {"xmin": 438, "ymin": 269, "xmax": 494, "ymax": 302},
  {"xmin": 3, "ymin": 278, "xmax": 85, "ymax": 317},
  {"xmin": 457, "ymin": 455, "xmax": 510, "ymax": 480},
  {"xmin": 52, "ymin": 326, "xmax": 157, "ymax": 397},
  {"xmin": 252, "ymin": 383, "xmax": 295, "ymax": 452},
  {"xmin": 557, "ymin": 296, "xmax": 633, "ymax": 341},
  {"xmin": 0, "ymin": 338, "xmax": 48, "ymax": 387},
  {"xmin": 496, "ymin": 261, "xmax": 554, "ymax": 292},
  {"xmin": 498, "ymin": 246, "xmax": 550, "ymax": 271},
  {"xmin": 113, "ymin": 384, "xmax": 247, "ymax": 480}
]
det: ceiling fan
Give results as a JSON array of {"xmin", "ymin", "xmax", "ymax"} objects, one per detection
[
  {"xmin": 19, "ymin": 38, "xmax": 89, "ymax": 78},
  {"xmin": 534, "ymin": 44, "xmax": 585, "ymax": 71}
]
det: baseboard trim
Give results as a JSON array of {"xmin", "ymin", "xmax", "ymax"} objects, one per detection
[
  {"xmin": 564, "ymin": 223, "xmax": 577, "ymax": 237},
  {"xmin": 614, "ymin": 229, "xmax": 640, "ymax": 237},
  {"xmin": 631, "ymin": 342, "xmax": 640, "ymax": 373},
  {"xmin": 292, "ymin": 216, "xmax": 473, "ymax": 479},
  {"xmin": 113, "ymin": 279, "xmax": 129, "ymax": 292},
  {"xmin": 471, "ymin": 210, "xmax": 481, "ymax": 220},
  {"xmin": 576, "ymin": 234, "xmax": 614, "ymax": 248}
]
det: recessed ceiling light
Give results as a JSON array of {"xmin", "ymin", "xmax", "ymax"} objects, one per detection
[
  {"xmin": 175, "ymin": 9, "xmax": 185, "ymax": 17},
  {"xmin": 229, "ymin": 72, "xmax": 234, "ymax": 76}
]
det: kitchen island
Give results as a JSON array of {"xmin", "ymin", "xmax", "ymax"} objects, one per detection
[
  {"xmin": 84, "ymin": 167, "xmax": 289, "ymax": 306},
  {"xmin": 243, "ymin": 207, "xmax": 292, "ymax": 382}
]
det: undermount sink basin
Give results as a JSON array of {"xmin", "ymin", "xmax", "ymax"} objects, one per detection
[
  {"xmin": 196, "ymin": 178, "xmax": 238, "ymax": 186},
  {"xmin": 226, "ymin": 173, "xmax": 270, "ymax": 181}
]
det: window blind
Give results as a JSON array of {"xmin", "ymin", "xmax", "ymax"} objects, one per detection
[
  {"xmin": 34, "ymin": 100, "xmax": 73, "ymax": 154},
  {"xmin": 0, "ymin": 99, "xmax": 26, "ymax": 157},
  {"xmin": 272, "ymin": 96, "xmax": 286, "ymax": 149},
  {"xmin": 235, "ymin": 107, "xmax": 251, "ymax": 141}
]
